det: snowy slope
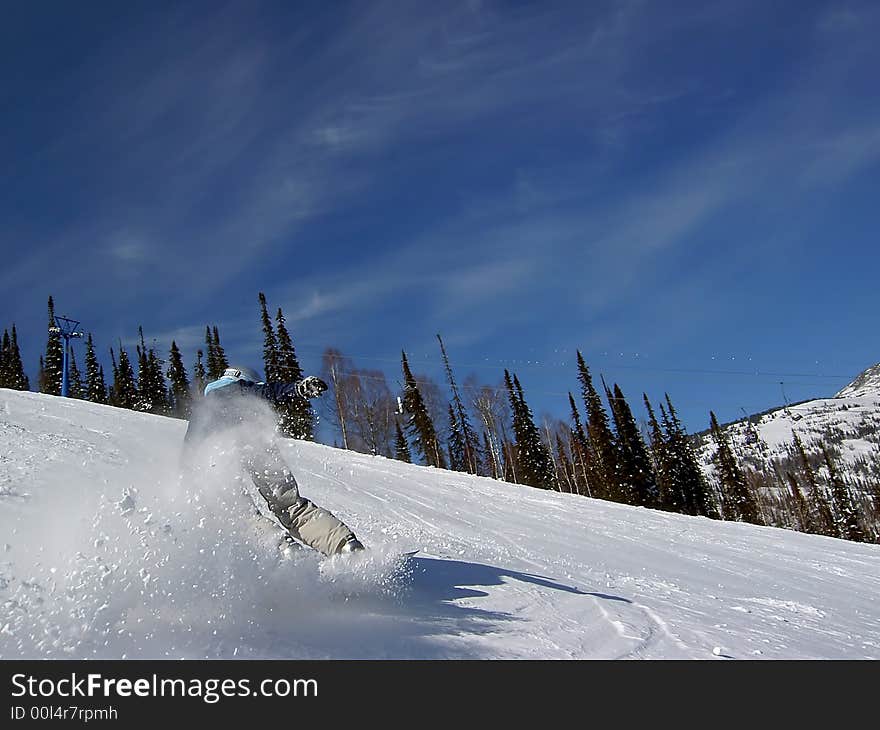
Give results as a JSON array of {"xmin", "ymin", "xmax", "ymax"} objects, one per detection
[{"xmin": 2, "ymin": 388, "xmax": 879, "ymax": 660}]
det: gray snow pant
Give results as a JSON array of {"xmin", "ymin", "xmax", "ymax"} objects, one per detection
[{"xmin": 241, "ymin": 443, "xmax": 356, "ymax": 556}]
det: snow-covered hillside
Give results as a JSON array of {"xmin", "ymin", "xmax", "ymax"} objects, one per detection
[
  {"xmin": 836, "ymin": 362, "xmax": 880, "ymax": 399},
  {"xmin": 2, "ymin": 388, "xmax": 879, "ymax": 659},
  {"xmin": 697, "ymin": 395, "xmax": 880, "ymax": 474},
  {"xmin": 695, "ymin": 363, "xmax": 880, "ymax": 480}
]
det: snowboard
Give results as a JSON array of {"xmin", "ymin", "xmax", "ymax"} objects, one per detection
[{"xmin": 324, "ymin": 547, "xmax": 421, "ymax": 561}]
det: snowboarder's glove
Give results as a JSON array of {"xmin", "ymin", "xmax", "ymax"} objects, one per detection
[{"xmin": 296, "ymin": 375, "xmax": 328, "ymax": 399}]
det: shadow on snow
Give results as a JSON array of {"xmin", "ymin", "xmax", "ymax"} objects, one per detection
[{"xmin": 312, "ymin": 556, "xmax": 633, "ymax": 659}]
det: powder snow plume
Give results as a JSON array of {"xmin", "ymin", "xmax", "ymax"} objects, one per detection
[{"xmin": 0, "ymin": 393, "xmax": 415, "ymax": 659}]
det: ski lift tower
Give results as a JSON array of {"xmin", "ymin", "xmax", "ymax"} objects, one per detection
[{"xmin": 49, "ymin": 315, "xmax": 84, "ymax": 397}]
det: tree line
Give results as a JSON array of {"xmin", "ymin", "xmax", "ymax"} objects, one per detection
[{"xmin": 2, "ymin": 294, "xmax": 878, "ymax": 544}]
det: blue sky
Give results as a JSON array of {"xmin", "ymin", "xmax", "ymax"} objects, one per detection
[{"xmin": 2, "ymin": 0, "xmax": 879, "ymax": 436}]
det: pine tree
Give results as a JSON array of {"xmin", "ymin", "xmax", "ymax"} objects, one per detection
[
  {"xmin": 167, "ymin": 340, "xmax": 191, "ymax": 418},
  {"xmin": 258, "ymin": 293, "xmax": 281, "ymax": 382},
  {"xmin": 602, "ymin": 378, "xmax": 635, "ymax": 504},
  {"xmin": 437, "ymin": 335, "xmax": 480, "ymax": 474},
  {"xmin": 664, "ymin": 395, "xmax": 718, "ymax": 518},
  {"xmin": 516, "ymin": 374, "xmax": 557, "ymax": 490},
  {"xmin": 504, "ymin": 371, "xmax": 556, "ymax": 490},
  {"xmin": 401, "ymin": 350, "xmax": 445, "ymax": 468},
  {"xmin": 0, "ymin": 327, "xmax": 27, "ymax": 390},
  {"xmin": 275, "ymin": 308, "xmax": 304, "ymax": 382},
  {"xmin": 150, "ymin": 350, "xmax": 170, "ymax": 415},
  {"xmin": 111, "ymin": 345, "xmax": 138, "ymax": 410},
  {"xmin": 576, "ymin": 351, "xmax": 620, "ymax": 500},
  {"xmin": 107, "ymin": 350, "xmax": 119, "ymax": 407},
  {"xmin": 9, "ymin": 325, "xmax": 29, "ymax": 390},
  {"xmin": 568, "ymin": 392, "xmax": 597, "ymax": 497},
  {"xmin": 84, "ymin": 334, "xmax": 106, "ymax": 403},
  {"xmin": 136, "ymin": 328, "xmax": 149, "ymax": 407},
  {"xmin": 276, "ymin": 307, "xmax": 314, "ymax": 440},
  {"xmin": 202, "ymin": 325, "xmax": 229, "ymax": 381},
  {"xmin": 821, "ymin": 445, "xmax": 864, "ymax": 542},
  {"xmin": 192, "ymin": 349, "xmax": 207, "ymax": 400},
  {"xmin": 98, "ymin": 366, "xmax": 107, "ymax": 402},
  {"xmin": 136, "ymin": 327, "xmax": 168, "ymax": 414},
  {"xmin": 709, "ymin": 411, "xmax": 760, "ymax": 524},
  {"xmin": 610, "ymin": 383, "xmax": 658, "ymax": 507},
  {"xmin": 66, "ymin": 348, "xmax": 84, "ymax": 399},
  {"xmin": 212, "ymin": 326, "xmax": 228, "ymax": 374},
  {"xmin": 506, "ymin": 377, "xmax": 523, "ymax": 452},
  {"xmin": 394, "ymin": 421, "xmax": 412, "ymax": 463},
  {"xmin": 38, "ymin": 356, "xmax": 46, "ymax": 395},
  {"xmin": 0, "ymin": 329, "xmax": 10, "ymax": 388},
  {"xmin": 446, "ymin": 402, "xmax": 466, "ymax": 471},
  {"xmin": 644, "ymin": 395, "xmax": 676, "ymax": 511},
  {"xmin": 41, "ymin": 296, "xmax": 64, "ymax": 395},
  {"xmin": 204, "ymin": 326, "xmax": 218, "ymax": 381}
]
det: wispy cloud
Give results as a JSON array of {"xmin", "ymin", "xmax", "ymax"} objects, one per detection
[
  {"xmin": 800, "ymin": 125, "xmax": 880, "ymax": 188},
  {"xmin": 5, "ymin": 0, "xmax": 880, "ymax": 386},
  {"xmin": 107, "ymin": 230, "xmax": 151, "ymax": 263},
  {"xmin": 5, "ymin": 1, "xmax": 683, "ymax": 304}
]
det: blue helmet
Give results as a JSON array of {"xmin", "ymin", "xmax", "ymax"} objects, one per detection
[{"xmin": 222, "ymin": 366, "xmax": 264, "ymax": 384}]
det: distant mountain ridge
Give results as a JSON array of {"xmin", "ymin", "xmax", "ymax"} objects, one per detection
[
  {"xmin": 695, "ymin": 361, "xmax": 880, "ymax": 485},
  {"xmin": 836, "ymin": 363, "xmax": 880, "ymax": 399}
]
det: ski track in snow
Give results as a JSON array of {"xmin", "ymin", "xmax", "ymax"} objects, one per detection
[{"xmin": 1, "ymin": 389, "xmax": 879, "ymax": 659}]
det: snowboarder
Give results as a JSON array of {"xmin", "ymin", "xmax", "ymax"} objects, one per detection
[{"xmin": 182, "ymin": 365, "xmax": 365, "ymax": 556}]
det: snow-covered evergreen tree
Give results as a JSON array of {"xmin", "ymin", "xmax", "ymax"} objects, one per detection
[
  {"xmin": 664, "ymin": 396, "xmax": 718, "ymax": 518},
  {"xmin": 576, "ymin": 351, "xmax": 618, "ymax": 501},
  {"xmin": 66, "ymin": 348, "xmax": 84, "ymax": 399},
  {"xmin": 505, "ymin": 370, "xmax": 556, "ymax": 490},
  {"xmin": 709, "ymin": 411, "xmax": 758, "ymax": 524},
  {"xmin": 0, "ymin": 329, "xmax": 10, "ymax": 388},
  {"xmin": 609, "ymin": 383, "xmax": 658, "ymax": 507},
  {"xmin": 446, "ymin": 402, "xmax": 465, "ymax": 471},
  {"xmin": 204, "ymin": 326, "xmax": 218, "ymax": 381},
  {"xmin": 822, "ymin": 444, "xmax": 865, "ymax": 542},
  {"xmin": 276, "ymin": 307, "xmax": 313, "ymax": 440},
  {"xmin": 644, "ymin": 395, "xmax": 675, "ymax": 511},
  {"xmin": 258, "ymin": 293, "xmax": 280, "ymax": 383},
  {"xmin": 136, "ymin": 328, "xmax": 168, "ymax": 414},
  {"xmin": 111, "ymin": 345, "xmax": 138, "ymax": 410},
  {"xmin": 84, "ymin": 334, "xmax": 106, "ymax": 403},
  {"xmin": 8, "ymin": 325, "xmax": 29, "ymax": 391},
  {"xmin": 41, "ymin": 297, "xmax": 64, "ymax": 395},
  {"xmin": 212, "ymin": 326, "xmax": 228, "ymax": 376}
]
